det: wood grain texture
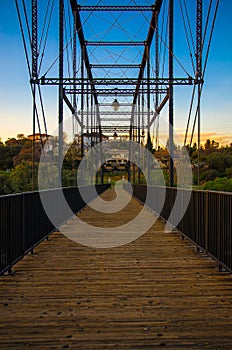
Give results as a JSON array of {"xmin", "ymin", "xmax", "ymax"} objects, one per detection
[{"xmin": 0, "ymin": 188, "xmax": 232, "ymax": 349}]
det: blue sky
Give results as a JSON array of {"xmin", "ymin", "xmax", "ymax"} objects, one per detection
[{"xmin": 0, "ymin": 0, "xmax": 231, "ymax": 146}]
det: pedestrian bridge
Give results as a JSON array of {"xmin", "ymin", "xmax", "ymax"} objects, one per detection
[{"xmin": 1, "ymin": 186, "xmax": 232, "ymax": 349}]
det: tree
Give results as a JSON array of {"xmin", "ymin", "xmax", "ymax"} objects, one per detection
[
  {"xmin": 202, "ymin": 177, "xmax": 232, "ymax": 192},
  {"xmin": 205, "ymin": 139, "xmax": 211, "ymax": 150},
  {"xmin": 17, "ymin": 133, "xmax": 26, "ymax": 140},
  {"xmin": 8, "ymin": 161, "xmax": 37, "ymax": 193},
  {"xmin": 12, "ymin": 140, "xmax": 41, "ymax": 167},
  {"xmin": 185, "ymin": 143, "xmax": 197, "ymax": 157},
  {"xmin": 0, "ymin": 142, "xmax": 21, "ymax": 170},
  {"xmin": 145, "ymin": 133, "xmax": 155, "ymax": 153},
  {"xmin": 226, "ymin": 167, "xmax": 232, "ymax": 178},
  {"xmin": 0, "ymin": 173, "xmax": 11, "ymax": 195},
  {"xmin": 63, "ymin": 141, "xmax": 81, "ymax": 170},
  {"xmin": 204, "ymin": 139, "xmax": 219, "ymax": 154}
]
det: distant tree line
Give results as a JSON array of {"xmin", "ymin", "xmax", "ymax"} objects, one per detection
[
  {"xmin": 0, "ymin": 134, "xmax": 232, "ymax": 195},
  {"xmin": 0, "ymin": 134, "xmax": 81, "ymax": 195},
  {"xmin": 186, "ymin": 139, "xmax": 232, "ymax": 191}
]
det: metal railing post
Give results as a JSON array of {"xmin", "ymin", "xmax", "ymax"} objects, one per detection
[{"xmin": 205, "ymin": 191, "xmax": 209, "ymax": 253}]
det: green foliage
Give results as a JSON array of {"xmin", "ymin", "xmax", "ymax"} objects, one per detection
[
  {"xmin": 0, "ymin": 172, "xmax": 11, "ymax": 195},
  {"xmin": 8, "ymin": 161, "xmax": 37, "ymax": 193},
  {"xmin": 188, "ymin": 140, "xmax": 232, "ymax": 191},
  {"xmin": 62, "ymin": 142, "xmax": 81, "ymax": 170},
  {"xmin": 203, "ymin": 169, "xmax": 218, "ymax": 181},
  {"xmin": 0, "ymin": 134, "xmax": 232, "ymax": 194},
  {"xmin": 226, "ymin": 167, "xmax": 232, "ymax": 178},
  {"xmin": 145, "ymin": 133, "xmax": 155, "ymax": 153},
  {"xmin": 62, "ymin": 169, "xmax": 77, "ymax": 187},
  {"xmin": 208, "ymin": 152, "xmax": 232, "ymax": 174},
  {"xmin": 202, "ymin": 177, "xmax": 232, "ymax": 192},
  {"xmin": 0, "ymin": 136, "xmax": 32, "ymax": 171}
]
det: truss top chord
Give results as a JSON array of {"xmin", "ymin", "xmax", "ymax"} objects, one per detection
[
  {"xmin": 80, "ymin": 111, "xmax": 153, "ymax": 115},
  {"xmin": 100, "ymin": 125, "xmax": 131, "ymax": 129},
  {"xmin": 39, "ymin": 77, "xmax": 195, "ymax": 86},
  {"xmin": 85, "ymin": 41, "xmax": 147, "ymax": 47},
  {"xmin": 101, "ymin": 118, "xmax": 131, "ymax": 122},
  {"xmin": 99, "ymin": 103, "xmax": 133, "ymax": 107},
  {"xmin": 78, "ymin": 6, "xmax": 155, "ymax": 12},
  {"xmin": 90, "ymin": 64, "xmax": 142, "ymax": 69},
  {"xmin": 64, "ymin": 88, "xmax": 168, "ymax": 95}
]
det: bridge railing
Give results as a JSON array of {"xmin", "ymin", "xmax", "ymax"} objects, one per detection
[
  {"xmin": 127, "ymin": 184, "xmax": 232, "ymax": 273},
  {"xmin": 0, "ymin": 184, "xmax": 110, "ymax": 275}
]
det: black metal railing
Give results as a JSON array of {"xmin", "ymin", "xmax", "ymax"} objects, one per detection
[
  {"xmin": 125, "ymin": 184, "xmax": 232, "ymax": 273},
  {"xmin": 0, "ymin": 184, "xmax": 110, "ymax": 275}
]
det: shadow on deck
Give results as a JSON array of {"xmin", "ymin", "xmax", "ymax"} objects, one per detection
[{"xmin": 1, "ymin": 188, "xmax": 232, "ymax": 349}]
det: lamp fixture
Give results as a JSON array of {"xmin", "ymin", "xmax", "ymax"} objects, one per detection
[
  {"xmin": 112, "ymin": 88, "xmax": 120, "ymax": 111},
  {"xmin": 113, "ymin": 129, "xmax": 118, "ymax": 139}
]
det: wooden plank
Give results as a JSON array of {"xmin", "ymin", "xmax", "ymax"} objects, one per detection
[{"xmin": 0, "ymin": 188, "xmax": 232, "ymax": 349}]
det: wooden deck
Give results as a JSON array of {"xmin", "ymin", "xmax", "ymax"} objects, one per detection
[{"xmin": 1, "ymin": 188, "xmax": 232, "ymax": 349}]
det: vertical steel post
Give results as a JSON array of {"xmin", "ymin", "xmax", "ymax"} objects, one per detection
[
  {"xmin": 73, "ymin": 10, "xmax": 77, "ymax": 112},
  {"xmin": 31, "ymin": 0, "xmax": 38, "ymax": 191},
  {"xmin": 81, "ymin": 46, "xmax": 84, "ymax": 160},
  {"xmin": 90, "ymin": 93, "xmax": 94, "ymax": 184},
  {"xmin": 128, "ymin": 125, "xmax": 132, "ymax": 182},
  {"xmin": 132, "ymin": 108, "xmax": 135, "ymax": 185},
  {"xmin": 99, "ymin": 120, "xmax": 104, "ymax": 185},
  {"xmin": 141, "ymin": 82, "xmax": 145, "ymax": 179},
  {"xmin": 87, "ymin": 83, "xmax": 89, "ymax": 135},
  {"xmin": 138, "ymin": 93, "xmax": 141, "ymax": 184},
  {"xmin": 32, "ymin": 0, "xmax": 38, "ymax": 79},
  {"xmin": 32, "ymin": 86, "xmax": 36, "ymax": 191},
  {"xmin": 196, "ymin": 0, "xmax": 202, "ymax": 188},
  {"xmin": 58, "ymin": 0, "xmax": 64, "ymax": 188},
  {"xmin": 90, "ymin": 94, "xmax": 93, "ymax": 148},
  {"xmin": 155, "ymin": 18, "xmax": 159, "ymax": 150},
  {"xmin": 72, "ymin": 11, "xmax": 77, "ymax": 186},
  {"xmin": 155, "ymin": 18, "xmax": 159, "ymax": 112},
  {"xmin": 169, "ymin": 0, "xmax": 174, "ymax": 187},
  {"xmin": 147, "ymin": 46, "xmax": 151, "ymax": 184}
]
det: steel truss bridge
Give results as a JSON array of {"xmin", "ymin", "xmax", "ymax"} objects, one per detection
[
  {"xmin": 3, "ymin": 3, "xmax": 232, "ymax": 349},
  {"xmin": 14, "ymin": 0, "xmax": 219, "ymax": 188}
]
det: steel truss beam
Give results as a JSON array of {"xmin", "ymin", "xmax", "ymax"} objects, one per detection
[
  {"xmin": 90, "ymin": 64, "xmax": 141, "ymax": 69},
  {"xmin": 81, "ymin": 111, "xmax": 153, "ymax": 116},
  {"xmin": 196, "ymin": 0, "xmax": 203, "ymax": 188},
  {"xmin": 64, "ymin": 88, "xmax": 168, "ymax": 95},
  {"xmin": 70, "ymin": 0, "xmax": 98, "ymax": 107},
  {"xmin": 101, "ymin": 118, "xmax": 131, "ymax": 122},
  {"xmin": 133, "ymin": 0, "xmax": 163, "ymax": 105},
  {"xmin": 85, "ymin": 41, "xmax": 146, "ymax": 47},
  {"xmin": 58, "ymin": 0, "xmax": 64, "ymax": 187},
  {"xmin": 40, "ymin": 77, "xmax": 194, "ymax": 86},
  {"xmin": 169, "ymin": 0, "xmax": 174, "ymax": 187},
  {"xmin": 99, "ymin": 103, "xmax": 133, "ymax": 107},
  {"xmin": 78, "ymin": 6, "xmax": 154, "ymax": 12},
  {"xmin": 63, "ymin": 91, "xmax": 83, "ymax": 126},
  {"xmin": 100, "ymin": 126, "xmax": 131, "ymax": 133},
  {"xmin": 32, "ymin": 0, "xmax": 38, "ymax": 78},
  {"xmin": 196, "ymin": 0, "xmax": 202, "ymax": 79}
]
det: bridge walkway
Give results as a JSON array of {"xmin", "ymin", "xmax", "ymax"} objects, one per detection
[{"xmin": 1, "ymin": 188, "xmax": 232, "ymax": 349}]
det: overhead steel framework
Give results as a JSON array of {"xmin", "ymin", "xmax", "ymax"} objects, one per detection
[
  {"xmin": 64, "ymin": 88, "xmax": 168, "ymax": 95},
  {"xmin": 78, "ymin": 6, "xmax": 155, "ymax": 12},
  {"xmin": 26, "ymin": 0, "xmax": 212, "ymax": 188},
  {"xmin": 40, "ymin": 77, "xmax": 195, "ymax": 86},
  {"xmin": 85, "ymin": 41, "xmax": 147, "ymax": 47},
  {"xmin": 90, "ymin": 64, "xmax": 142, "ymax": 69},
  {"xmin": 100, "ymin": 126, "xmax": 131, "ymax": 133}
]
